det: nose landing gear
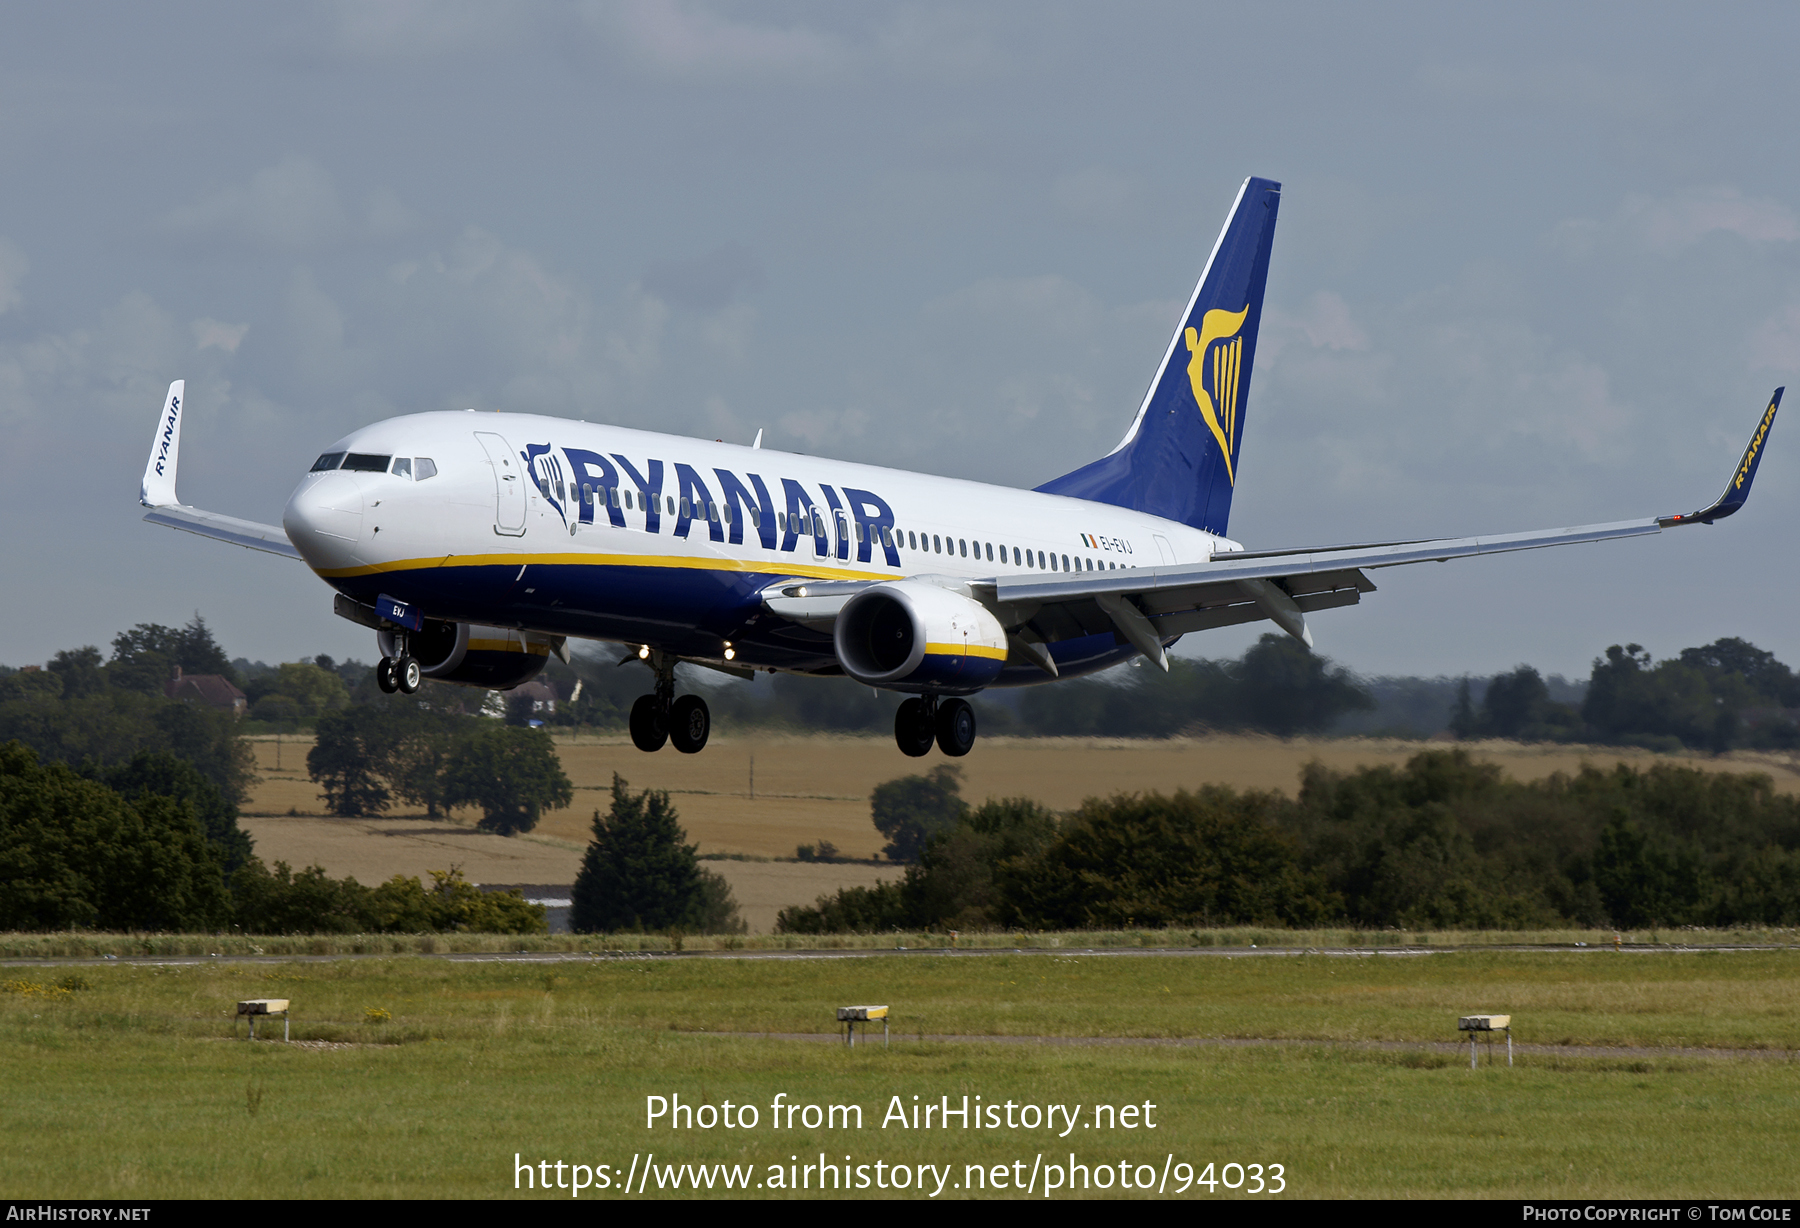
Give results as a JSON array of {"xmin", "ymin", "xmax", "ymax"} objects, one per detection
[
  {"xmin": 377, "ymin": 636, "xmax": 421, "ymax": 695},
  {"xmin": 628, "ymin": 649, "xmax": 710, "ymax": 754},
  {"xmin": 893, "ymin": 695, "xmax": 976, "ymax": 757}
]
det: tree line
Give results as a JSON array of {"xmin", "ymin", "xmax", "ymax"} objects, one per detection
[
  {"xmin": 0, "ymin": 742, "xmax": 544, "ymax": 934},
  {"xmin": 779, "ymin": 751, "xmax": 1800, "ymax": 933},
  {"xmin": 306, "ymin": 703, "xmax": 572, "ymax": 834},
  {"xmin": 1453, "ymin": 638, "xmax": 1800, "ymax": 753}
]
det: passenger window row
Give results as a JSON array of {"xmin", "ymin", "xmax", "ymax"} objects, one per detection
[{"xmin": 889, "ymin": 527, "xmax": 1128, "ymax": 574}]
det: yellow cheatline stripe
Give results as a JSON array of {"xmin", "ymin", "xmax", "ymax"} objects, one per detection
[
  {"xmin": 924, "ymin": 642, "xmax": 1009, "ymax": 661},
  {"xmin": 313, "ymin": 550, "xmax": 893, "ymax": 583},
  {"xmin": 467, "ymin": 638, "xmax": 549, "ymax": 655}
]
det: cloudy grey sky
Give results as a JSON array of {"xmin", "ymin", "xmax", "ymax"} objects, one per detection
[{"xmin": 3, "ymin": 2, "xmax": 1798, "ymax": 679}]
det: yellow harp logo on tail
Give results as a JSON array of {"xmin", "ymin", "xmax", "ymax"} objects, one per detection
[{"xmin": 1184, "ymin": 305, "xmax": 1249, "ymax": 485}]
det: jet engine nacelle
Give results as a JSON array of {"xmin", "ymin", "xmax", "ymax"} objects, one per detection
[
  {"xmin": 376, "ymin": 620, "xmax": 549, "ymax": 691},
  {"xmin": 833, "ymin": 580, "xmax": 1007, "ymax": 694}
]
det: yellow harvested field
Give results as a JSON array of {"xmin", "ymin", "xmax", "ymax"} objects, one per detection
[
  {"xmin": 241, "ymin": 732, "xmax": 1800, "ymax": 929},
  {"xmin": 233, "ymin": 810, "xmax": 896, "ymax": 933},
  {"xmin": 239, "ymin": 814, "xmax": 584, "ymax": 886}
]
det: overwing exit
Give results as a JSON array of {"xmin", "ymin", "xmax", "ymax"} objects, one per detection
[{"xmin": 139, "ymin": 177, "xmax": 1782, "ymax": 759}]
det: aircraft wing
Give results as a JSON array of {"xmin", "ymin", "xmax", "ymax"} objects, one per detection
[
  {"xmin": 143, "ymin": 504, "xmax": 301, "ymax": 559},
  {"xmin": 984, "ymin": 388, "xmax": 1782, "ymax": 671},
  {"xmin": 138, "ymin": 379, "xmax": 301, "ymax": 560}
]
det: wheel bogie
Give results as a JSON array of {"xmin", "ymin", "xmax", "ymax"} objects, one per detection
[
  {"xmin": 894, "ymin": 696, "xmax": 937, "ymax": 757},
  {"xmin": 670, "ymin": 694, "xmax": 711, "ymax": 754},
  {"xmin": 935, "ymin": 697, "xmax": 976, "ymax": 757},
  {"xmin": 629, "ymin": 694, "xmax": 668, "ymax": 752}
]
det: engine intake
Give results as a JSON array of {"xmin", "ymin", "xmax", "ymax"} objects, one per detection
[{"xmin": 834, "ymin": 581, "xmax": 1007, "ymax": 694}]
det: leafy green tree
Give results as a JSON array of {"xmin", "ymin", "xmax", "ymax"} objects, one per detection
[
  {"xmin": 1679, "ymin": 637, "xmax": 1800, "ymax": 705},
  {"xmin": 1230, "ymin": 633, "xmax": 1376, "ymax": 736},
  {"xmin": 367, "ymin": 868, "xmax": 546, "ymax": 934},
  {"xmin": 1449, "ymin": 677, "xmax": 1477, "ymax": 739},
  {"xmin": 247, "ymin": 661, "xmax": 350, "ymax": 726},
  {"xmin": 776, "ymin": 881, "xmax": 907, "ymax": 934},
  {"xmin": 0, "ymin": 742, "xmax": 229, "ymax": 931},
  {"xmin": 385, "ymin": 709, "xmax": 464, "ymax": 817},
  {"xmin": 999, "ymin": 786, "xmax": 1332, "ymax": 929},
  {"xmin": 230, "ymin": 859, "xmax": 377, "ymax": 934},
  {"xmin": 871, "ymin": 764, "xmax": 967, "ymax": 862},
  {"xmin": 1009, "ymin": 634, "xmax": 1371, "ymax": 738},
  {"xmin": 902, "ymin": 797, "xmax": 1059, "ymax": 928},
  {"xmin": 0, "ymin": 682, "xmax": 254, "ymax": 807},
  {"xmin": 1591, "ymin": 815, "xmax": 1695, "ymax": 927},
  {"xmin": 102, "ymin": 750, "xmax": 254, "ymax": 873},
  {"xmin": 1583, "ymin": 644, "xmax": 1721, "ymax": 751},
  {"xmin": 441, "ymin": 722, "xmax": 572, "ymax": 835},
  {"xmin": 108, "ymin": 615, "xmax": 236, "ymax": 694},
  {"xmin": 47, "ymin": 647, "xmax": 106, "ymax": 699},
  {"xmin": 308, "ymin": 706, "xmax": 408, "ymax": 816},
  {"xmin": 571, "ymin": 775, "xmax": 743, "ymax": 933}
]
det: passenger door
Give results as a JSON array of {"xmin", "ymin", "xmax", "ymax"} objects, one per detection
[{"xmin": 475, "ymin": 432, "xmax": 527, "ymax": 536}]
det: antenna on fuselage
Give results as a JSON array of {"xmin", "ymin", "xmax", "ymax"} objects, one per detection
[{"xmin": 752, "ymin": 428, "xmax": 763, "ymax": 449}]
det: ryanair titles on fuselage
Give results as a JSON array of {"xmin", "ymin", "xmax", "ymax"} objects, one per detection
[{"xmin": 520, "ymin": 438, "xmax": 905, "ymax": 567}]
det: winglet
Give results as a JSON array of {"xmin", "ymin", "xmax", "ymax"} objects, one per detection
[
  {"xmin": 140, "ymin": 379, "xmax": 185, "ymax": 508},
  {"xmin": 1658, "ymin": 388, "xmax": 1782, "ymax": 527}
]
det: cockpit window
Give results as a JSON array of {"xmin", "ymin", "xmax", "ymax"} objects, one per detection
[
  {"xmin": 342, "ymin": 453, "xmax": 392, "ymax": 472},
  {"xmin": 415, "ymin": 458, "xmax": 437, "ymax": 480},
  {"xmin": 310, "ymin": 452, "xmax": 345, "ymax": 472},
  {"xmin": 390, "ymin": 458, "xmax": 413, "ymax": 479}
]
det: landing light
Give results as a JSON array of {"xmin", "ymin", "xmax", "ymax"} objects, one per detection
[{"xmin": 637, "ymin": 645, "xmax": 650, "ymax": 660}]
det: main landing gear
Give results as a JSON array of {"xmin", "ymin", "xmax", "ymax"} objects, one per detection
[
  {"xmin": 376, "ymin": 636, "xmax": 421, "ymax": 695},
  {"xmin": 894, "ymin": 695, "xmax": 976, "ymax": 758},
  {"xmin": 628, "ymin": 651, "xmax": 710, "ymax": 754}
]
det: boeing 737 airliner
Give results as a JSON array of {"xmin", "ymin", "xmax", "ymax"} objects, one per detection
[{"xmin": 140, "ymin": 177, "xmax": 1782, "ymax": 758}]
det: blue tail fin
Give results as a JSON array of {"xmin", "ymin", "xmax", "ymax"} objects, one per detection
[{"xmin": 1035, "ymin": 176, "xmax": 1280, "ymax": 535}]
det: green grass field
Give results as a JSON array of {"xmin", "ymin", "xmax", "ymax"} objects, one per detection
[{"xmin": 5, "ymin": 949, "xmax": 1799, "ymax": 1199}]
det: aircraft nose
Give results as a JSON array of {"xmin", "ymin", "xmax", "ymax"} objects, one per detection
[{"xmin": 283, "ymin": 473, "xmax": 364, "ymax": 569}]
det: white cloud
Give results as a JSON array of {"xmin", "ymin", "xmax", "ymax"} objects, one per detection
[
  {"xmin": 0, "ymin": 239, "xmax": 26, "ymax": 313},
  {"xmin": 328, "ymin": 0, "xmax": 525, "ymax": 58},
  {"xmin": 1557, "ymin": 187, "xmax": 1800, "ymax": 257},
  {"xmin": 599, "ymin": 0, "xmax": 847, "ymax": 79},
  {"xmin": 1627, "ymin": 186, "xmax": 1799, "ymax": 251},
  {"xmin": 924, "ymin": 274, "xmax": 1102, "ymax": 337},
  {"xmin": 872, "ymin": 8, "xmax": 1007, "ymax": 80},
  {"xmin": 1052, "ymin": 167, "xmax": 1142, "ymax": 225},
  {"xmin": 363, "ymin": 187, "xmax": 417, "ymax": 238},
  {"xmin": 192, "ymin": 318, "xmax": 249, "ymax": 353},
  {"xmin": 166, "ymin": 156, "xmax": 349, "ymax": 249},
  {"xmin": 1748, "ymin": 302, "xmax": 1800, "ymax": 373},
  {"xmin": 163, "ymin": 160, "xmax": 417, "ymax": 251},
  {"xmin": 1262, "ymin": 291, "xmax": 1369, "ymax": 361}
]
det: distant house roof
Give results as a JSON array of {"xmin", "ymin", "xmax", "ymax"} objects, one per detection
[{"xmin": 165, "ymin": 667, "xmax": 247, "ymax": 714}]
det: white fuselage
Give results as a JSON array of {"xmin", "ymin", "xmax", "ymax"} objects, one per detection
[{"xmin": 283, "ymin": 411, "xmax": 1238, "ymax": 683}]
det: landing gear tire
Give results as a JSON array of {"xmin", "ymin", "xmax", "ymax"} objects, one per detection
[
  {"xmin": 396, "ymin": 656, "xmax": 422, "ymax": 695},
  {"xmin": 669, "ymin": 694, "xmax": 711, "ymax": 754},
  {"xmin": 894, "ymin": 697, "xmax": 936, "ymax": 757},
  {"xmin": 376, "ymin": 658, "xmax": 398, "ymax": 694},
  {"xmin": 629, "ymin": 694, "xmax": 668, "ymax": 752},
  {"xmin": 935, "ymin": 697, "xmax": 976, "ymax": 757}
]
